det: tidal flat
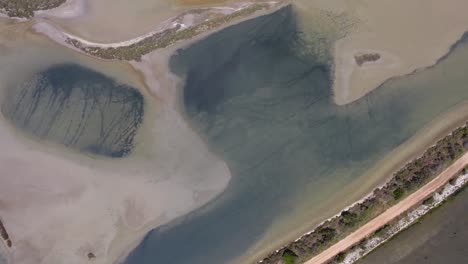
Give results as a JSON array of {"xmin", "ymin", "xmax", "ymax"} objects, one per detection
[{"xmin": 124, "ymin": 6, "xmax": 468, "ymax": 264}]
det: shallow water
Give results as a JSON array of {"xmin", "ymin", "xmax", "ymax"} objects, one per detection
[
  {"xmin": 124, "ymin": 6, "xmax": 468, "ymax": 264},
  {"xmin": 359, "ymin": 187, "xmax": 468, "ymax": 264}
]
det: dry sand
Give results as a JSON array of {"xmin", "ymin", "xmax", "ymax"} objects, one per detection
[{"xmin": 297, "ymin": 0, "xmax": 468, "ymax": 105}]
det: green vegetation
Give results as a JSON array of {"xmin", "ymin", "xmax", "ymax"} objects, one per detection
[
  {"xmin": 393, "ymin": 187, "xmax": 404, "ymax": 200},
  {"xmin": 282, "ymin": 249, "xmax": 298, "ymax": 264},
  {"xmin": 260, "ymin": 123, "xmax": 468, "ymax": 264},
  {"xmin": 0, "ymin": 0, "xmax": 65, "ymax": 18},
  {"xmin": 67, "ymin": 3, "xmax": 270, "ymax": 61},
  {"xmin": 339, "ymin": 211, "xmax": 359, "ymax": 227}
]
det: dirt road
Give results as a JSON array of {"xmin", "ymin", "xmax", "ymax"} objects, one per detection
[{"xmin": 305, "ymin": 151, "xmax": 468, "ymax": 264}]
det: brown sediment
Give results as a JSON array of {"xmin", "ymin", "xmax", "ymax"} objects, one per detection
[
  {"xmin": 354, "ymin": 53, "xmax": 381, "ymax": 66},
  {"xmin": 0, "ymin": 219, "xmax": 11, "ymax": 247},
  {"xmin": 259, "ymin": 122, "xmax": 468, "ymax": 264}
]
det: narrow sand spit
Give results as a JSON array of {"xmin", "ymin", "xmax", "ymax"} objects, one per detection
[
  {"xmin": 305, "ymin": 151, "xmax": 468, "ymax": 264},
  {"xmin": 301, "ymin": 0, "xmax": 468, "ymax": 105}
]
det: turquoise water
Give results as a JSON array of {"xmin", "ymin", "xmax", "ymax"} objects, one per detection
[
  {"xmin": 124, "ymin": 6, "xmax": 468, "ymax": 264},
  {"xmin": 1, "ymin": 64, "xmax": 144, "ymax": 157}
]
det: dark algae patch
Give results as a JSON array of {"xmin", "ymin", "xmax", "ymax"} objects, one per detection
[
  {"xmin": 125, "ymin": 6, "xmax": 468, "ymax": 264},
  {"xmin": 1, "ymin": 64, "xmax": 144, "ymax": 158}
]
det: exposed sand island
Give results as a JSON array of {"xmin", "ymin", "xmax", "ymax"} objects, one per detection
[{"xmin": 301, "ymin": 0, "xmax": 468, "ymax": 105}]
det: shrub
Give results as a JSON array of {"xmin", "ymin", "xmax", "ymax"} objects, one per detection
[
  {"xmin": 339, "ymin": 211, "xmax": 359, "ymax": 227},
  {"xmin": 282, "ymin": 250, "xmax": 297, "ymax": 264},
  {"xmin": 393, "ymin": 187, "xmax": 405, "ymax": 200}
]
